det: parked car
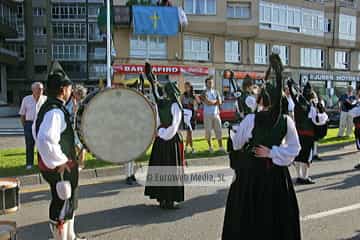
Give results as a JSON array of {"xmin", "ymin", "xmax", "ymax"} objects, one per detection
[{"xmin": 196, "ymin": 100, "xmax": 238, "ymax": 123}]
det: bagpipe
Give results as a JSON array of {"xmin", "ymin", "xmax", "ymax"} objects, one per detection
[
  {"xmin": 226, "ymin": 54, "xmax": 283, "ymax": 171},
  {"xmin": 287, "ymin": 79, "xmax": 328, "ymax": 141}
]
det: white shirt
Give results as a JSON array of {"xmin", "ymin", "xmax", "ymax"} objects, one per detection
[
  {"xmin": 156, "ymin": 103, "xmax": 182, "ymax": 141},
  {"xmin": 286, "ymin": 95, "xmax": 295, "ymax": 112},
  {"xmin": 308, "ymin": 106, "xmax": 328, "ymax": 126},
  {"xmin": 349, "ymin": 105, "xmax": 360, "ymax": 118},
  {"xmin": 32, "ymin": 109, "xmax": 69, "ymax": 169},
  {"xmin": 230, "ymin": 114, "xmax": 301, "ymax": 166},
  {"xmin": 19, "ymin": 95, "xmax": 47, "ymax": 121}
]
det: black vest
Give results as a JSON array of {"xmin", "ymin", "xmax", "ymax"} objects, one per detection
[{"xmin": 36, "ymin": 98, "xmax": 76, "ymax": 162}]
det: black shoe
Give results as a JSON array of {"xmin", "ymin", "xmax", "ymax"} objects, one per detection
[
  {"xmin": 303, "ymin": 178, "xmax": 316, "ymax": 185},
  {"xmin": 313, "ymin": 155, "xmax": 322, "ymax": 161},
  {"xmin": 165, "ymin": 201, "xmax": 179, "ymax": 209},
  {"xmin": 159, "ymin": 200, "xmax": 167, "ymax": 209},
  {"xmin": 126, "ymin": 176, "xmax": 133, "ymax": 185},
  {"xmin": 130, "ymin": 174, "xmax": 137, "ymax": 182},
  {"xmin": 354, "ymin": 163, "xmax": 360, "ymax": 169},
  {"xmin": 296, "ymin": 178, "xmax": 305, "ymax": 185}
]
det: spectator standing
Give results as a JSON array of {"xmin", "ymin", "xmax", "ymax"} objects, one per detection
[
  {"xmin": 19, "ymin": 82, "xmax": 47, "ymax": 169},
  {"xmin": 338, "ymin": 86, "xmax": 356, "ymax": 137},
  {"xmin": 201, "ymin": 77, "xmax": 225, "ymax": 153},
  {"xmin": 181, "ymin": 82, "xmax": 200, "ymax": 154},
  {"xmin": 66, "ymin": 84, "xmax": 88, "ymax": 170}
]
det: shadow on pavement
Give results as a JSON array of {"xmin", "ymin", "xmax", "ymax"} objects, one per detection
[
  {"xmin": 295, "ymin": 169, "xmax": 359, "ymax": 194},
  {"xmin": 20, "ymin": 179, "xmax": 139, "ymax": 205},
  {"xmin": 17, "ymin": 188, "xmax": 227, "ymax": 239},
  {"xmin": 338, "ymin": 230, "xmax": 360, "ymax": 240}
]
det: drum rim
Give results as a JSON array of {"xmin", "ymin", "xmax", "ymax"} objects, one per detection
[
  {"xmin": 77, "ymin": 87, "xmax": 157, "ymax": 164},
  {"xmin": 0, "ymin": 206, "xmax": 19, "ymax": 215},
  {"xmin": 0, "ymin": 178, "xmax": 19, "ymax": 189}
]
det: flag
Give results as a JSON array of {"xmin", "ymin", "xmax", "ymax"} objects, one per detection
[
  {"xmin": 178, "ymin": 7, "xmax": 188, "ymax": 26},
  {"xmin": 133, "ymin": 6, "xmax": 179, "ymax": 36}
]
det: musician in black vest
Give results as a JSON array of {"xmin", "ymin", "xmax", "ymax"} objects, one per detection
[
  {"xmin": 33, "ymin": 61, "xmax": 85, "ymax": 240},
  {"xmin": 349, "ymin": 88, "xmax": 360, "ymax": 169},
  {"xmin": 223, "ymin": 53, "xmax": 301, "ymax": 239},
  {"xmin": 288, "ymin": 81, "xmax": 328, "ymax": 185},
  {"xmin": 144, "ymin": 77, "xmax": 185, "ymax": 209}
]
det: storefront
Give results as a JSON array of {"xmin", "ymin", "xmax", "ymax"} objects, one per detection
[
  {"xmin": 300, "ymin": 73, "xmax": 360, "ymax": 108},
  {"xmin": 113, "ymin": 64, "xmax": 212, "ymax": 94},
  {"xmin": 221, "ymin": 70, "xmax": 265, "ymax": 98}
]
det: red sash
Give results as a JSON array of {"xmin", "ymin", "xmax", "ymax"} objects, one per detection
[
  {"xmin": 37, "ymin": 153, "xmax": 77, "ymax": 172},
  {"xmin": 298, "ymin": 130, "xmax": 315, "ymax": 137}
]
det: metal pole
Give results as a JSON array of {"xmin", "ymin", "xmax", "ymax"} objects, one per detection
[
  {"xmin": 106, "ymin": 0, "xmax": 111, "ymax": 88},
  {"xmin": 86, "ymin": 0, "xmax": 89, "ymax": 83}
]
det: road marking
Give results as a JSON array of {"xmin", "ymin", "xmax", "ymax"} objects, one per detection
[{"xmin": 301, "ymin": 203, "xmax": 360, "ymax": 221}]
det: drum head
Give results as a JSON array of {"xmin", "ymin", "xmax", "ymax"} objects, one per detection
[
  {"xmin": 0, "ymin": 222, "xmax": 16, "ymax": 240},
  {"xmin": 78, "ymin": 88, "xmax": 156, "ymax": 164}
]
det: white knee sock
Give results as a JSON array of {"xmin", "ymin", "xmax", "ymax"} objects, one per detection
[
  {"xmin": 127, "ymin": 161, "xmax": 134, "ymax": 177},
  {"xmin": 294, "ymin": 162, "xmax": 301, "ymax": 179},
  {"xmin": 68, "ymin": 217, "xmax": 76, "ymax": 240}
]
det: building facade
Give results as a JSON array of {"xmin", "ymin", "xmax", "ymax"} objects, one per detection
[
  {"xmin": 5, "ymin": 0, "xmax": 106, "ymax": 105},
  {"xmin": 113, "ymin": 0, "xmax": 360, "ymax": 108},
  {"xmin": 0, "ymin": 0, "xmax": 18, "ymax": 105}
]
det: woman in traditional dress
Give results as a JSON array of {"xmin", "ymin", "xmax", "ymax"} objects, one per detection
[
  {"xmin": 144, "ymin": 63, "xmax": 184, "ymax": 209},
  {"xmin": 222, "ymin": 53, "xmax": 302, "ymax": 240}
]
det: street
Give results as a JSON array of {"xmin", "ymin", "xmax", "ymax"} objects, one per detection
[{"xmin": 1, "ymin": 151, "xmax": 360, "ymax": 240}]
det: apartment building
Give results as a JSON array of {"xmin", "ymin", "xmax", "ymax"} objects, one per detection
[
  {"xmin": 4, "ymin": 0, "xmax": 106, "ymax": 105},
  {"xmin": 113, "ymin": 0, "xmax": 360, "ymax": 107},
  {"xmin": 0, "ymin": 0, "xmax": 18, "ymax": 105}
]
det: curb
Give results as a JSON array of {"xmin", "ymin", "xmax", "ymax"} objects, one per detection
[
  {"xmin": 18, "ymin": 157, "xmax": 229, "ymax": 187},
  {"xmin": 16, "ymin": 142, "xmax": 358, "ymax": 187}
]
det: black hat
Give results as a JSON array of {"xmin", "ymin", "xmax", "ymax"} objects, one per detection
[{"xmin": 47, "ymin": 61, "xmax": 72, "ymax": 90}]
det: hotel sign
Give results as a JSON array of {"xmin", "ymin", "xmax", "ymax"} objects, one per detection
[{"xmin": 301, "ymin": 73, "xmax": 360, "ymax": 82}]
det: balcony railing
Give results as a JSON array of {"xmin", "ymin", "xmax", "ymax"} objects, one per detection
[{"xmin": 0, "ymin": 47, "xmax": 18, "ymax": 58}]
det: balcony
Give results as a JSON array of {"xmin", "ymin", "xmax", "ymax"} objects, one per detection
[{"xmin": 0, "ymin": 47, "xmax": 18, "ymax": 65}]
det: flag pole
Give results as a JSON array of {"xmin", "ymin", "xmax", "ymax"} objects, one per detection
[{"xmin": 106, "ymin": 0, "xmax": 111, "ymax": 88}]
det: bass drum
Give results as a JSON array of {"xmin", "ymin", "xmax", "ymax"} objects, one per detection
[{"xmin": 76, "ymin": 88, "xmax": 156, "ymax": 164}]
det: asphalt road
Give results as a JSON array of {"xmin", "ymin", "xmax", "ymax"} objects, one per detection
[{"xmin": 1, "ymin": 151, "xmax": 360, "ymax": 240}]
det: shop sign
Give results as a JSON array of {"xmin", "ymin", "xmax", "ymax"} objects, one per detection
[{"xmin": 113, "ymin": 64, "xmax": 209, "ymax": 76}]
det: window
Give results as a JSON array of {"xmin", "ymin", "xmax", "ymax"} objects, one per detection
[
  {"xmin": 52, "ymin": 44, "xmax": 87, "ymax": 61},
  {"xmin": 227, "ymin": 3, "xmax": 250, "ymax": 19},
  {"xmin": 17, "ymin": 5, "xmax": 23, "ymax": 18},
  {"xmin": 52, "ymin": 4, "xmax": 86, "ymax": 19},
  {"xmin": 255, "ymin": 43, "xmax": 268, "ymax": 64},
  {"xmin": 259, "ymin": 1, "xmax": 324, "ymax": 36},
  {"xmin": 88, "ymin": 23, "xmax": 102, "ymax": 41},
  {"xmin": 184, "ymin": 36, "xmax": 210, "ymax": 61},
  {"xmin": 33, "ymin": 7, "xmax": 45, "ymax": 16},
  {"xmin": 34, "ymin": 48, "xmax": 47, "ymax": 55},
  {"xmin": 52, "ymin": 23, "xmax": 86, "ymax": 39},
  {"xmin": 300, "ymin": 48, "xmax": 324, "ymax": 68},
  {"xmin": 130, "ymin": 35, "xmax": 167, "ymax": 59},
  {"xmin": 88, "ymin": 6, "xmax": 100, "ymax": 16},
  {"xmin": 34, "ymin": 66, "xmax": 47, "ymax": 74},
  {"xmin": 184, "ymin": 0, "xmax": 216, "ymax": 15},
  {"xmin": 89, "ymin": 64, "xmax": 107, "ymax": 78},
  {"xmin": 33, "ymin": 27, "xmax": 46, "ymax": 36},
  {"xmin": 225, "ymin": 40, "xmax": 241, "ymax": 63},
  {"xmin": 272, "ymin": 45, "xmax": 289, "ymax": 65},
  {"xmin": 339, "ymin": 14, "xmax": 356, "ymax": 41},
  {"xmin": 334, "ymin": 51, "xmax": 349, "ymax": 70}
]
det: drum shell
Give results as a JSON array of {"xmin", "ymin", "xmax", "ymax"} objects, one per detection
[{"xmin": 0, "ymin": 179, "xmax": 20, "ymax": 215}]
